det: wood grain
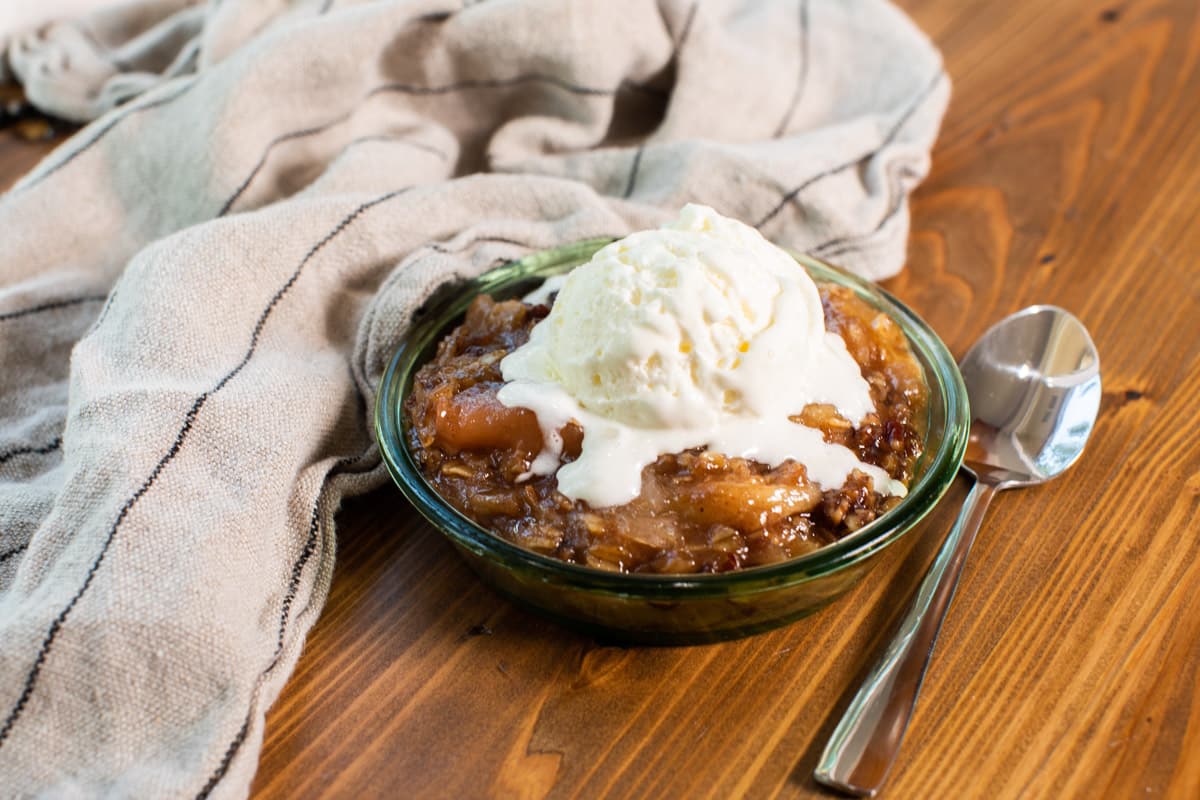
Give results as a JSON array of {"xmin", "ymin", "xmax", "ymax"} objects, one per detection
[{"xmin": 2, "ymin": 0, "xmax": 1198, "ymax": 796}]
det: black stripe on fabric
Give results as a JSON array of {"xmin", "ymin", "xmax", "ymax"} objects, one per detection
[
  {"xmin": 676, "ymin": 1, "xmax": 700, "ymax": 52},
  {"xmin": 415, "ymin": 9, "xmax": 455, "ymax": 23},
  {"xmin": 0, "ymin": 296, "xmax": 107, "ymax": 323},
  {"xmin": 15, "ymin": 80, "xmax": 197, "ymax": 193},
  {"xmin": 368, "ymin": 72, "xmax": 615, "ymax": 100},
  {"xmin": 773, "ymin": 0, "xmax": 810, "ymax": 137},
  {"xmin": 213, "ymin": 4, "xmax": 456, "ymax": 216},
  {"xmin": 426, "ymin": 235, "xmax": 536, "ymax": 254},
  {"xmin": 196, "ymin": 715, "xmax": 248, "ymax": 800},
  {"xmin": 623, "ymin": 146, "xmax": 645, "ymax": 199},
  {"xmin": 0, "ymin": 437, "xmax": 62, "ymax": 466},
  {"xmin": 617, "ymin": 80, "xmax": 670, "ymax": 100},
  {"xmin": 87, "ymin": 286, "xmax": 121, "ymax": 336},
  {"xmin": 0, "ymin": 188, "xmax": 408, "ymax": 750},
  {"xmin": 218, "ymin": 111, "xmax": 448, "ymax": 216},
  {"xmin": 0, "ymin": 544, "xmax": 29, "ymax": 565},
  {"xmin": 812, "ymin": 193, "xmax": 908, "ymax": 260},
  {"xmin": 218, "ymin": 114, "xmax": 354, "ymax": 216},
  {"xmin": 216, "ymin": 6, "xmax": 682, "ymax": 218},
  {"xmin": 754, "ymin": 70, "xmax": 946, "ymax": 230},
  {"xmin": 197, "ymin": 451, "xmax": 372, "ymax": 799},
  {"xmin": 609, "ymin": 1, "xmax": 697, "ymax": 100},
  {"xmin": 346, "ymin": 134, "xmax": 448, "ymax": 162},
  {"xmin": 226, "ymin": 9, "xmax": 652, "ymax": 217}
]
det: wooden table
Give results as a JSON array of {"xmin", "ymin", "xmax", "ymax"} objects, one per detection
[{"xmin": 3, "ymin": 0, "xmax": 1198, "ymax": 796}]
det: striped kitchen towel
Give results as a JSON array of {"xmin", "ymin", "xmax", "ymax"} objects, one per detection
[{"xmin": 0, "ymin": 0, "xmax": 948, "ymax": 796}]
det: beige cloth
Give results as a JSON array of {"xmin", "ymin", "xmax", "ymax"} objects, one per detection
[{"xmin": 0, "ymin": 0, "xmax": 949, "ymax": 796}]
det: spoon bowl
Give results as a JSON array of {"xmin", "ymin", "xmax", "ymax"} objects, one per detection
[
  {"xmin": 961, "ymin": 305, "xmax": 1101, "ymax": 487},
  {"xmin": 816, "ymin": 305, "xmax": 1101, "ymax": 796}
]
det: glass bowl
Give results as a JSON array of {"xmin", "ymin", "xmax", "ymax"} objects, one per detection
[{"xmin": 375, "ymin": 240, "xmax": 969, "ymax": 644}]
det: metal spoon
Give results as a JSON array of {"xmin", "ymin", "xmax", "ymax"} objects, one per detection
[{"xmin": 814, "ymin": 305, "xmax": 1101, "ymax": 796}]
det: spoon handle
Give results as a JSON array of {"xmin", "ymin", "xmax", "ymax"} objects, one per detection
[{"xmin": 814, "ymin": 475, "xmax": 998, "ymax": 797}]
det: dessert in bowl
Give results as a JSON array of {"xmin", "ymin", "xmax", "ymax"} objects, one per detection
[{"xmin": 376, "ymin": 206, "xmax": 968, "ymax": 643}]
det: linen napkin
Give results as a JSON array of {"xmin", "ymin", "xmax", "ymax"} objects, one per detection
[{"xmin": 0, "ymin": 0, "xmax": 949, "ymax": 796}]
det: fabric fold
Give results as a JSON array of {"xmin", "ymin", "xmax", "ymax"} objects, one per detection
[{"xmin": 0, "ymin": 0, "xmax": 948, "ymax": 796}]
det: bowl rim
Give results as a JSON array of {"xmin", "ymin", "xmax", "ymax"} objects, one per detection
[{"xmin": 375, "ymin": 239, "xmax": 969, "ymax": 598}]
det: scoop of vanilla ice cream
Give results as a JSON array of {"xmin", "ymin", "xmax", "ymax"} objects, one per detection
[
  {"xmin": 497, "ymin": 204, "xmax": 901, "ymax": 507},
  {"xmin": 503, "ymin": 205, "xmax": 845, "ymax": 426}
]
